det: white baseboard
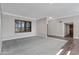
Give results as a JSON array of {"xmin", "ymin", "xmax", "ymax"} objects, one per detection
[
  {"xmin": 74, "ymin": 37, "xmax": 79, "ymax": 39},
  {"xmin": 2, "ymin": 35, "xmax": 36, "ymax": 41}
]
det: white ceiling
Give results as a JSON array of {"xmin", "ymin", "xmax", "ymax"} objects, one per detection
[{"xmin": 2, "ymin": 3, "xmax": 79, "ymax": 18}]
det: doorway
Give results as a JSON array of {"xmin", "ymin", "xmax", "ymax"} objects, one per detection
[{"xmin": 65, "ymin": 23, "xmax": 73, "ymax": 38}]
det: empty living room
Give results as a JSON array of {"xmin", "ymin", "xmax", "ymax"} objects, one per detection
[{"xmin": 1, "ymin": 3, "xmax": 79, "ymax": 56}]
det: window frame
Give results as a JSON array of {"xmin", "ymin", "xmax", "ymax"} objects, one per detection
[{"xmin": 15, "ymin": 19, "xmax": 31, "ymax": 33}]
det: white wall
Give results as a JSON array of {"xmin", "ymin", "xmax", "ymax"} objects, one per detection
[
  {"xmin": 2, "ymin": 14, "xmax": 37, "ymax": 41},
  {"xmin": 48, "ymin": 15, "xmax": 79, "ymax": 39},
  {"xmin": 48, "ymin": 20, "xmax": 64, "ymax": 37},
  {"xmin": 0, "ymin": 4, "xmax": 2, "ymax": 53},
  {"xmin": 36, "ymin": 17, "xmax": 47, "ymax": 38}
]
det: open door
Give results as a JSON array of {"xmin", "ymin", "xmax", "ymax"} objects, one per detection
[
  {"xmin": 69, "ymin": 24, "xmax": 73, "ymax": 37},
  {"xmin": 65, "ymin": 23, "xmax": 73, "ymax": 38}
]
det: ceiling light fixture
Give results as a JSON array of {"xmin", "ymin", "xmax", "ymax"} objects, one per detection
[{"xmin": 49, "ymin": 17, "xmax": 53, "ymax": 19}]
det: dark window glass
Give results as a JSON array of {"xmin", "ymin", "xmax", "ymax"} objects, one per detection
[{"xmin": 15, "ymin": 20, "xmax": 31, "ymax": 33}]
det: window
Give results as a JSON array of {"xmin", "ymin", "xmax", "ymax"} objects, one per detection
[{"xmin": 15, "ymin": 20, "xmax": 31, "ymax": 33}]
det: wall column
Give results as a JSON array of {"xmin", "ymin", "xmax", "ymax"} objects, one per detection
[{"xmin": 0, "ymin": 4, "xmax": 2, "ymax": 53}]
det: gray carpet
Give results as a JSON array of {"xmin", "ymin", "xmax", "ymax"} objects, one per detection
[{"xmin": 1, "ymin": 36, "xmax": 67, "ymax": 55}]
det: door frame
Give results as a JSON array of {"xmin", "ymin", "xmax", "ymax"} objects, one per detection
[{"xmin": 64, "ymin": 22, "xmax": 74, "ymax": 38}]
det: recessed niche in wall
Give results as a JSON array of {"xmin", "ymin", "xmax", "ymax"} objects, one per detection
[{"xmin": 15, "ymin": 19, "xmax": 31, "ymax": 33}]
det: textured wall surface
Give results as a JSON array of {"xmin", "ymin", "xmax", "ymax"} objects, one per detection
[
  {"xmin": 36, "ymin": 17, "xmax": 47, "ymax": 38},
  {"xmin": 0, "ymin": 4, "xmax": 2, "ymax": 53},
  {"xmin": 2, "ymin": 14, "xmax": 37, "ymax": 41}
]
